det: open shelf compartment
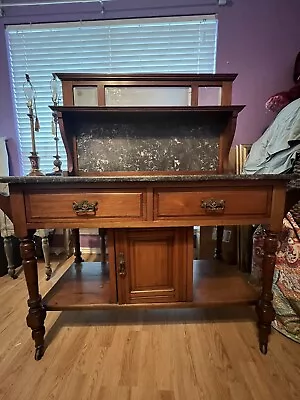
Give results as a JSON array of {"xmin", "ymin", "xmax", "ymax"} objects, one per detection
[
  {"xmin": 193, "ymin": 260, "xmax": 259, "ymax": 306},
  {"xmin": 42, "ymin": 259, "xmax": 259, "ymax": 310},
  {"xmin": 43, "ymin": 262, "xmax": 112, "ymax": 310}
]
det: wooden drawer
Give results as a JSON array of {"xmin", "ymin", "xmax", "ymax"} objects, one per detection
[
  {"xmin": 25, "ymin": 190, "xmax": 146, "ymax": 221},
  {"xmin": 154, "ymin": 187, "xmax": 272, "ymax": 219}
]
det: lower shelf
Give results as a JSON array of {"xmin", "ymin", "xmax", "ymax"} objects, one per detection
[
  {"xmin": 193, "ymin": 260, "xmax": 258, "ymax": 306},
  {"xmin": 43, "ymin": 260, "xmax": 259, "ymax": 311},
  {"xmin": 43, "ymin": 262, "xmax": 111, "ymax": 310}
]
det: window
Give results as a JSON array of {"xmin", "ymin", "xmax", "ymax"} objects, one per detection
[{"xmin": 6, "ymin": 15, "xmax": 218, "ymax": 175}]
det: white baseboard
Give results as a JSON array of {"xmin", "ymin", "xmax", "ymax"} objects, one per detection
[{"xmin": 80, "ymin": 247, "xmax": 102, "ymax": 255}]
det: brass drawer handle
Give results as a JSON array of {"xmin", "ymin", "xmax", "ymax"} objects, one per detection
[
  {"xmin": 201, "ymin": 199, "xmax": 225, "ymax": 212},
  {"xmin": 118, "ymin": 252, "xmax": 127, "ymax": 277},
  {"xmin": 72, "ymin": 200, "xmax": 98, "ymax": 216}
]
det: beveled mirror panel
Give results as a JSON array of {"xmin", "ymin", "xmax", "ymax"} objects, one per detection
[
  {"xmin": 198, "ymin": 87, "xmax": 222, "ymax": 106},
  {"xmin": 73, "ymin": 86, "xmax": 98, "ymax": 106},
  {"xmin": 105, "ymin": 86, "xmax": 191, "ymax": 106}
]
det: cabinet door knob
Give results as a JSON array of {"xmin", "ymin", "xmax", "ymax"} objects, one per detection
[
  {"xmin": 72, "ymin": 200, "xmax": 98, "ymax": 216},
  {"xmin": 118, "ymin": 252, "xmax": 127, "ymax": 277},
  {"xmin": 201, "ymin": 199, "xmax": 225, "ymax": 212}
]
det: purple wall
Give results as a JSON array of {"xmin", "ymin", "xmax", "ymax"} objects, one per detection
[
  {"xmin": 0, "ymin": 0, "xmax": 299, "ymax": 175},
  {"xmin": 0, "ymin": 23, "xmax": 21, "ymax": 175},
  {"xmin": 217, "ymin": 0, "xmax": 300, "ymax": 146}
]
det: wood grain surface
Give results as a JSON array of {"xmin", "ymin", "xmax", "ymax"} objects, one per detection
[{"xmin": 0, "ymin": 254, "xmax": 299, "ymax": 400}]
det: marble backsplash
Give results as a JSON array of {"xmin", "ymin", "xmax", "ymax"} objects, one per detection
[{"xmin": 73, "ymin": 113, "xmax": 228, "ymax": 173}]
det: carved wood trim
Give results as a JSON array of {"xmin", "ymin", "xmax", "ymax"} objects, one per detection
[
  {"xmin": 57, "ymin": 112, "xmax": 74, "ymax": 174},
  {"xmin": 218, "ymin": 114, "xmax": 237, "ymax": 173}
]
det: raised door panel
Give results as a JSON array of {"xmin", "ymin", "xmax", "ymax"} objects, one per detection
[{"xmin": 115, "ymin": 228, "xmax": 193, "ymax": 304}]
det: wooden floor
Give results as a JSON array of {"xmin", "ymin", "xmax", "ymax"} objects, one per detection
[{"xmin": 0, "ymin": 255, "xmax": 299, "ymax": 400}]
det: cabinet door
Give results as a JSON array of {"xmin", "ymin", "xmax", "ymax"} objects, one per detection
[{"xmin": 114, "ymin": 228, "xmax": 193, "ymax": 304}]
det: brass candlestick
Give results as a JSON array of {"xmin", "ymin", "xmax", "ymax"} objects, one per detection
[
  {"xmin": 23, "ymin": 74, "xmax": 44, "ymax": 176},
  {"xmin": 50, "ymin": 73, "xmax": 63, "ymax": 175}
]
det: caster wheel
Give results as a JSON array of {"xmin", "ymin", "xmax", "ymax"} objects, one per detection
[
  {"xmin": 45, "ymin": 275, "xmax": 51, "ymax": 281},
  {"xmin": 260, "ymin": 343, "xmax": 268, "ymax": 355},
  {"xmin": 35, "ymin": 346, "xmax": 44, "ymax": 361}
]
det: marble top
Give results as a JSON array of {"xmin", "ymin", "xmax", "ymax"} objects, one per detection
[{"xmin": 0, "ymin": 174, "xmax": 296, "ymax": 185}]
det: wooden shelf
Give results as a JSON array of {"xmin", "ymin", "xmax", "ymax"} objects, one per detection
[
  {"xmin": 193, "ymin": 260, "xmax": 259, "ymax": 306},
  {"xmin": 43, "ymin": 262, "xmax": 111, "ymax": 310},
  {"xmin": 50, "ymin": 105, "xmax": 245, "ymax": 114},
  {"xmin": 43, "ymin": 259, "xmax": 259, "ymax": 311},
  {"xmin": 55, "ymin": 72, "xmax": 238, "ymax": 82}
]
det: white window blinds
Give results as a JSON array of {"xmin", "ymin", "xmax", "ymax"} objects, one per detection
[{"xmin": 6, "ymin": 15, "xmax": 218, "ymax": 175}]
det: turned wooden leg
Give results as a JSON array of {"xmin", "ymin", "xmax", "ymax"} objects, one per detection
[
  {"xmin": 4, "ymin": 236, "xmax": 16, "ymax": 279},
  {"xmin": 20, "ymin": 236, "xmax": 46, "ymax": 361},
  {"xmin": 214, "ymin": 226, "xmax": 224, "ymax": 260},
  {"xmin": 99, "ymin": 228, "xmax": 107, "ymax": 263},
  {"xmin": 64, "ymin": 229, "xmax": 73, "ymax": 258},
  {"xmin": 256, "ymin": 230, "xmax": 277, "ymax": 355},
  {"xmin": 72, "ymin": 228, "xmax": 83, "ymax": 264},
  {"xmin": 42, "ymin": 236, "xmax": 52, "ymax": 280}
]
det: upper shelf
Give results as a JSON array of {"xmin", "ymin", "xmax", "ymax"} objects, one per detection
[
  {"xmin": 50, "ymin": 105, "xmax": 245, "ymax": 115},
  {"xmin": 55, "ymin": 73, "xmax": 238, "ymax": 83}
]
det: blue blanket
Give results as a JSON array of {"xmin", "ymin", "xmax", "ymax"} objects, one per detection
[{"xmin": 243, "ymin": 98, "xmax": 300, "ymax": 174}]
